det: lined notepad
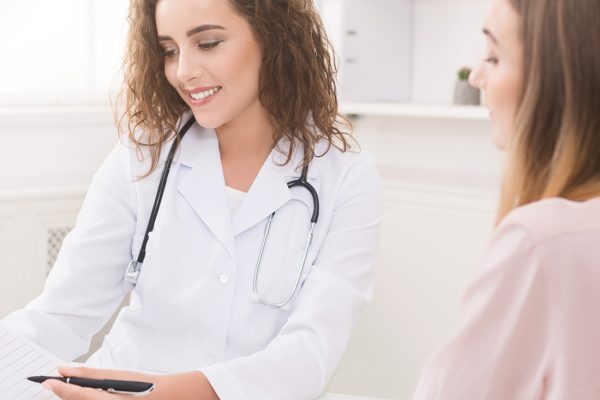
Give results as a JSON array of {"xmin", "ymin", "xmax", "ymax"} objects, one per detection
[{"xmin": 0, "ymin": 325, "xmax": 60, "ymax": 400}]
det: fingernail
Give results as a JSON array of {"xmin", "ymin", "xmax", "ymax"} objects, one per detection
[{"xmin": 42, "ymin": 382, "xmax": 53, "ymax": 391}]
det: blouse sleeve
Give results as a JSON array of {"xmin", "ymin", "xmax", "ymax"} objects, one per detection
[{"xmin": 412, "ymin": 220, "xmax": 552, "ymax": 400}]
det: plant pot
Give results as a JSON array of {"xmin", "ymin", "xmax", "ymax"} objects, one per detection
[{"xmin": 453, "ymin": 80, "xmax": 481, "ymax": 105}]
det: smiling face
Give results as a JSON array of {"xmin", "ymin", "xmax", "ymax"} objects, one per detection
[
  {"xmin": 156, "ymin": 0, "xmax": 264, "ymax": 129},
  {"xmin": 469, "ymin": 0, "xmax": 523, "ymax": 150}
]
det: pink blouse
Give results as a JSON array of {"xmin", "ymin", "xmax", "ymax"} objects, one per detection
[{"xmin": 413, "ymin": 197, "xmax": 600, "ymax": 399}]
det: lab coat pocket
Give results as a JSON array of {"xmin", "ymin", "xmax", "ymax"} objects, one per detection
[
  {"xmin": 87, "ymin": 326, "xmax": 136, "ymax": 369},
  {"xmin": 105, "ymin": 328, "xmax": 140, "ymax": 369},
  {"xmin": 253, "ymin": 197, "xmax": 314, "ymax": 309}
]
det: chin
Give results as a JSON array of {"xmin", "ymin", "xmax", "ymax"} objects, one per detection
[
  {"xmin": 190, "ymin": 111, "xmax": 226, "ymax": 130},
  {"xmin": 491, "ymin": 128, "xmax": 509, "ymax": 151}
]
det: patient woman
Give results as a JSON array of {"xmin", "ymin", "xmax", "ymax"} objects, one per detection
[{"xmin": 413, "ymin": 0, "xmax": 600, "ymax": 398}]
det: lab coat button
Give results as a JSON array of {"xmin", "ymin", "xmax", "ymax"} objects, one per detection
[{"xmin": 218, "ymin": 274, "xmax": 229, "ymax": 284}]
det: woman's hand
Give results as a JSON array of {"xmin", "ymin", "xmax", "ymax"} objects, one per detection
[{"xmin": 43, "ymin": 366, "xmax": 219, "ymax": 400}]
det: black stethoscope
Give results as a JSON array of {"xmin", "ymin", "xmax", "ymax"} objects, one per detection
[{"xmin": 125, "ymin": 116, "xmax": 320, "ymax": 308}]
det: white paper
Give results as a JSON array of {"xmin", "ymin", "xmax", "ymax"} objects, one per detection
[{"xmin": 0, "ymin": 325, "xmax": 61, "ymax": 400}]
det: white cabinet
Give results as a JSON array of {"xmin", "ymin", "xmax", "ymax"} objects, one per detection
[
  {"xmin": 321, "ymin": 0, "xmax": 412, "ymax": 102},
  {"xmin": 320, "ymin": 0, "xmax": 493, "ymax": 117}
]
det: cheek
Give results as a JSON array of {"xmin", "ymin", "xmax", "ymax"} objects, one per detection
[
  {"xmin": 164, "ymin": 62, "xmax": 178, "ymax": 89},
  {"xmin": 488, "ymin": 67, "xmax": 522, "ymax": 150},
  {"xmin": 488, "ymin": 68, "xmax": 521, "ymax": 119},
  {"xmin": 220, "ymin": 42, "xmax": 261, "ymax": 93}
]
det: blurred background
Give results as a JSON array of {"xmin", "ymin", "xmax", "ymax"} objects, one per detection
[{"xmin": 0, "ymin": 1, "xmax": 500, "ymax": 399}]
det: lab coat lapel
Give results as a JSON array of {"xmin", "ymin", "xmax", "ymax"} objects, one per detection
[
  {"xmin": 176, "ymin": 126, "xmax": 235, "ymax": 257},
  {"xmin": 232, "ymin": 149, "xmax": 296, "ymax": 236}
]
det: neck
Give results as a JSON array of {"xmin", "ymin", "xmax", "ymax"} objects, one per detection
[
  {"xmin": 216, "ymin": 101, "xmax": 276, "ymax": 192},
  {"xmin": 216, "ymin": 103, "xmax": 275, "ymax": 163}
]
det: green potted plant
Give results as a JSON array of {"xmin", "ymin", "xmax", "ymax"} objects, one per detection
[{"xmin": 453, "ymin": 67, "xmax": 481, "ymax": 105}]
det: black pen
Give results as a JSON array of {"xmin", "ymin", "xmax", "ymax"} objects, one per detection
[{"xmin": 27, "ymin": 376, "xmax": 155, "ymax": 396}]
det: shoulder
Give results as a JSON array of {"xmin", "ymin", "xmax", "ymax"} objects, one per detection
[
  {"xmin": 306, "ymin": 143, "xmax": 382, "ymax": 224},
  {"xmin": 109, "ymin": 135, "xmax": 152, "ymax": 178},
  {"xmin": 310, "ymin": 140, "xmax": 380, "ymax": 186},
  {"xmin": 110, "ymin": 111, "xmax": 198, "ymax": 174},
  {"xmin": 481, "ymin": 197, "xmax": 600, "ymax": 287},
  {"xmin": 110, "ymin": 119, "xmax": 196, "ymax": 179},
  {"xmin": 500, "ymin": 197, "xmax": 600, "ymax": 244},
  {"xmin": 92, "ymin": 133, "xmax": 167, "ymax": 190}
]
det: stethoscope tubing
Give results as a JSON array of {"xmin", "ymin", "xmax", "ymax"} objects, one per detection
[
  {"xmin": 126, "ymin": 115, "xmax": 320, "ymax": 309},
  {"xmin": 126, "ymin": 116, "xmax": 196, "ymax": 281},
  {"xmin": 252, "ymin": 218, "xmax": 316, "ymax": 308},
  {"xmin": 252, "ymin": 164, "xmax": 319, "ymax": 308}
]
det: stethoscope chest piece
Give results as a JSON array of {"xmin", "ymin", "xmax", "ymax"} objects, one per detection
[{"xmin": 125, "ymin": 260, "xmax": 140, "ymax": 286}]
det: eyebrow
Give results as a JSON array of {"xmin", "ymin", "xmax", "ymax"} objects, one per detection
[
  {"xmin": 158, "ymin": 24, "xmax": 226, "ymax": 41},
  {"xmin": 483, "ymin": 28, "xmax": 499, "ymax": 45}
]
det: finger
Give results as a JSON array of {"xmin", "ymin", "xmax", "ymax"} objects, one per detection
[
  {"xmin": 58, "ymin": 366, "xmax": 106, "ymax": 379},
  {"xmin": 44, "ymin": 376, "xmax": 135, "ymax": 400},
  {"xmin": 58, "ymin": 365, "xmax": 152, "ymax": 382},
  {"xmin": 43, "ymin": 379, "xmax": 113, "ymax": 400}
]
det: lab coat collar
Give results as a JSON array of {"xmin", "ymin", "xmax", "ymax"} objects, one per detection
[
  {"xmin": 174, "ymin": 116, "xmax": 316, "ymax": 252},
  {"xmin": 177, "ymin": 126, "xmax": 236, "ymax": 257},
  {"xmin": 168, "ymin": 111, "xmax": 205, "ymax": 168},
  {"xmin": 232, "ymin": 142, "xmax": 302, "ymax": 236}
]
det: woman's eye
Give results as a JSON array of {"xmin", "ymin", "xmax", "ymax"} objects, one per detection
[
  {"xmin": 162, "ymin": 49, "xmax": 178, "ymax": 58},
  {"xmin": 198, "ymin": 41, "xmax": 222, "ymax": 50},
  {"xmin": 485, "ymin": 56, "xmax": 498, "ymax": 64}
]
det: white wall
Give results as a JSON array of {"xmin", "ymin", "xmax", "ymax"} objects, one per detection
[
  {"xmin": 0, "ymin": 108, "xmax": 116, "ymax": 189},
  {"xmin": 0, "ymin": 1, "xmax": 128, "ymax": 105},
  {"xmin": 0, "ymin": 108, "xmax": 118, "ymax": 317},
  {"xmin": 326, "ymin": 115, "xmax": 500, "ymax": 399},
  {"xmin": 321, "ymin": 1, "xmax": 499, "ymax": 398},
  {"xmin": 0, "ymin": 0, "xmax": 126, "ymax": 315},
  {"xmin": 412, "ymin": 0, "xmax": 491, "ymax": 103}
]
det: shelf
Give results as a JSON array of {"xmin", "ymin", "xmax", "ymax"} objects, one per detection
[{"xmin": 339, "ymin": 102, "xmax": 490, "ymax": 121}]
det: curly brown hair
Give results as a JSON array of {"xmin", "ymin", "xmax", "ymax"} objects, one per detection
[{"xmin": 119, "ymin": 0, "xmax": 352, "ymax": 176}]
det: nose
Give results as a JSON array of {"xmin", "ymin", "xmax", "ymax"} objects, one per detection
[
  {"xmin": 176, "ymin": 49, "xmax": 202, "ymax": 84},
  {"xmin": 469, "ymin": 62, "xmax": 485, "ymax": 90}
]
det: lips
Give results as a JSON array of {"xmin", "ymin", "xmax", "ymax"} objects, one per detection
[{"xmin": 186, "ymin": 85, "xmax": 222, "ymax": 102}]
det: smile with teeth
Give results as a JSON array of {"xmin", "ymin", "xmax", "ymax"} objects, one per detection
[{"xmin": 190, "ymin": 86, "xmax": 222, "ymax": 101}]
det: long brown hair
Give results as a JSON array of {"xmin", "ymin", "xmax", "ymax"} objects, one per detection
[
  {"xmin": 118, "ymin": 0, "xmax": 351, "ymax": 176},
  {"xmin": 497, "ymin": 0, "xmax": 600, "ymax": 222}
]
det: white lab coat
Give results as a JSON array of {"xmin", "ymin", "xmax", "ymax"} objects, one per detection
[{"xmin": 2, "ymin": 115, "xmax": 382, "ymax": 400}]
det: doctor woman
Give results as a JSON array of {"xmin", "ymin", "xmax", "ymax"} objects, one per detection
[
  {"xmin": 1, "ymin": 0, "xmax": 382, "ymax": 399},
  {"xmin": 413, "ymin": 0, "xmax": 600, "ymax": 398}
]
